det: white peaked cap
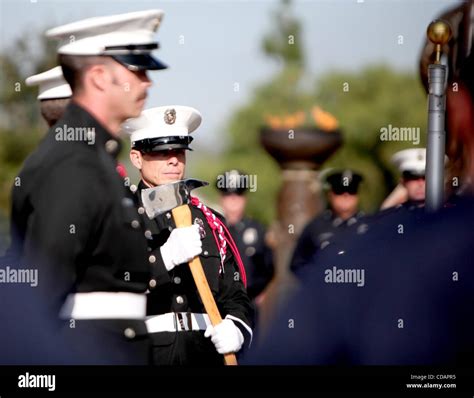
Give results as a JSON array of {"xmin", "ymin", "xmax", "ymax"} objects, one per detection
[
  {"xmin": 25, "ymin": 66, "xmax": 72, "ymax": 100},
  {"xmin": 392, "ymin": 148, "xmax": 427, "ymax": 174},
  {"xmin": 123, "ymin": 106, "xmax": 202, "ymax": 144},
  {"xmin": 46, "ymin": 10, "xmax": 164, "ymax": 56}
]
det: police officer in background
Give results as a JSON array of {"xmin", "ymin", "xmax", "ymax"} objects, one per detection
[
  {"xmin": 25, "ymin": 66, "xmax": 72, "ymax": 127},
  {"xmin": 7, "ymin": 10, "xmax": 168, "ymax": 364},
  {"xmin": 290, "ymin": 169, "xmax": 363, "ymax": 276},
  {"xmin": 125, "ymin": 106, "xmax": 253, "ymax": 365},
  {"xmin": 216, "ymin": 170, "xmax": 274, "ymax": 301},
  {"xmin": 381, "ymin": 148, "xmax": 427, "ymax": 210}
]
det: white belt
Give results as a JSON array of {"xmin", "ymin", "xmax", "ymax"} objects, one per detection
[
  {"xmin": 59, "ymin": 292, "xmax": 147, "ymax": 320},
  {"xmin": 146, "ymin": 313, "xmax": 211, "ymax": 333}
]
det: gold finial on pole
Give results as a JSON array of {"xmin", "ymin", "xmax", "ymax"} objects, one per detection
[{"xmin": 427, "ymin": 19, "xmax": 452, "ymax": 64}]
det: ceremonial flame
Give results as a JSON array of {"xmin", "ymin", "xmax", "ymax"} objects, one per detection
[
  {"xmin": 264, "ymin": 106, "xmax": 339, "ymax": 131},
  {"xmin": 311, "ymin": 106, "xmax": 339, "ymax": 131}
]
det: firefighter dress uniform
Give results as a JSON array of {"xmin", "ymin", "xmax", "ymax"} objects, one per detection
[
  {"xmin": 8, "ymin": 10, "xmax": 168, "ymax": 364},
  {"xmin": 123, "ymin": 106, "xmax": 254, "ymax": 365}
]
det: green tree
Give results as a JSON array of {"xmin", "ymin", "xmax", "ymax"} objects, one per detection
[
  {"xmin": 193, "ymin": 0, "xmax": 309, "ymax": 224},
  {"xmin": 194, "ymin": 1, "xmax": 428, "ymax": 224},
  {"xmin": 313, "ymin": 65, "xmax": 427, "ymax": 211},
  {"xmin": 262, "ymin": 0, "xmax": 305, "ymax": 68}
]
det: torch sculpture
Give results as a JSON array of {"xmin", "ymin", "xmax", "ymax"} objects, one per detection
[{"xmin": 258, "ymin": 106, "xmax": 342, "ymax": 336}]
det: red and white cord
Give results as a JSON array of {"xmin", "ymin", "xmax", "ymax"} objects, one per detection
[{"xmin": 190, "ymin": 196, "xmax": 247, "ymax": 287}]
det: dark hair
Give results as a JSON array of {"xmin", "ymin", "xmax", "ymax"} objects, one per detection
[
  {"xmin": 58, "ymin": 54, "xmax": 110, "ymax": 93},
  {"xmin": 39, "ymin": 98, "xmax": 70, "ymax": 127}
]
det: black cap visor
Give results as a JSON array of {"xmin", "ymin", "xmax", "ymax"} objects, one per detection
[
  {"xmin": 402, "ymin": 170, "xmax": 425, "ymax": 181},
  {"xmin": 133, "ymin": 136, "xmax": 193, "ymax": 153},
  {"xmin": 112, "ymin": 54, "xmax": 168, "ymax": 71},
  {"xmin": 327, "ymin": 172, "xmax": 363, "ymax": 195},
  {"xmin": 331, "ymin": 185, "xmax": 359, "ymax": 195}
]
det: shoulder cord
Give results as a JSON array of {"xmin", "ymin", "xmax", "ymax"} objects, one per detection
[
  {"xmin": 190, "ymin": 196, "xmax": 247, "ymax": 287},
  {"xmin": 116, "ymin": 162, "xmax": 128, "ymax": 179}
]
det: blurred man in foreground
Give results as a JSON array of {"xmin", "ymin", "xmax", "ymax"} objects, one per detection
[{"xmin": 5, "ymin": 10, "xmax": 167, "ymax": 364}]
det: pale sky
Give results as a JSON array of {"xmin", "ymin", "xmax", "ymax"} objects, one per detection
[{"xmin": 0, "ymin": 0, "xmax": 461, "ymax": 151}]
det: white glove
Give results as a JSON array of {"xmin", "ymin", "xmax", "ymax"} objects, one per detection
[
  {"xmin": 160, "ymin": 225, "xmax": 202, "ymax": 271},
  {"xmin": 204, "ymin": 318, "xmax": 244, "ymax": 354}
]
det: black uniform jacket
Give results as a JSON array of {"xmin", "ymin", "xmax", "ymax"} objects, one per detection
[
  {"xmin": 8, "ymin": 102, "xmax": 152, "ymax": 317},
  {"xmin": 228, "ymin": 218, "xmax": 273, "ymax": 299},
  {"xmin": 135, "ymin": 181, "xmax": 254, "ymax": 347}
]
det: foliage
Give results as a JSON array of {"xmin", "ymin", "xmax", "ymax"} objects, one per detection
[{"xmin": 194, "ymin": 1, "xmax": 428, "ymax": 224}]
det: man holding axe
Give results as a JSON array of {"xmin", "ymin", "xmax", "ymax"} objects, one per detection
[{"xmin": 125, "ymin": 105, "xmax": 254, "ymax": 365}]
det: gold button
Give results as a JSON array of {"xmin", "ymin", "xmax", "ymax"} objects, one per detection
[
  {"xmin": 105, "ymin": 140, "xmax": 118, "ymax": 154},
  {"xmin": 124, "ymin": 328, "xmax": 136, "ymax": 339}
]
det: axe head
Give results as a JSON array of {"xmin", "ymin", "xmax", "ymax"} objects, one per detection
[{"xmin": 141, "ymin": 178, "xmax": 209, "ymax": 219}]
